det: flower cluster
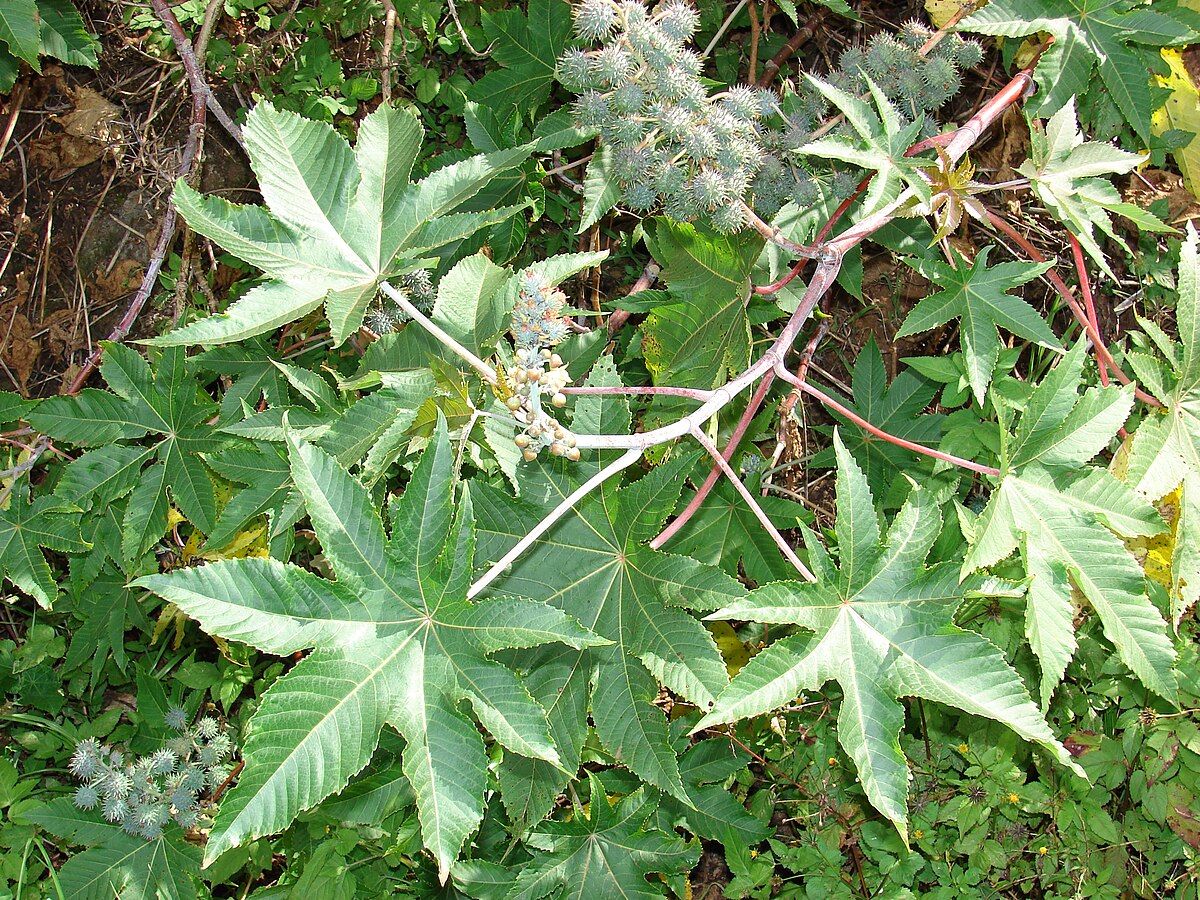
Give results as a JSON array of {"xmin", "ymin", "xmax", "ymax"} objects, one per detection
[
  {"xmin": 70, "ymin": 708, "xmax": 234, "ymax": 840},
  {"xmin": 559, "ymin": 0, "xmax": 982, "ymax": 225},
  {"xmin": 365, "ymin": 269, "xmax": 436, "ymax": 335},
  {"xmin": 505, "ymin": 271, "xmax": 579, "ymax": 461}
]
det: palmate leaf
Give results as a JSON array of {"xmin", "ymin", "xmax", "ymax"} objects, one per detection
[
  {"xmin": 202, "ymin": 442, "xmax": 302, "ymax": 551},
  {"xmin": 30, "ymin": 344, "xmax": 232, "ymax": 561},
  {"xmin": 797, "ymin": 75, "xmax": 931, "ymax": 216},
  {"xmin": 641, "ymin": 220, "xmax": 762, "ymax": 393},
  {"xmin": 63, "ymin": 564, "xmax": 149, "ymax": 685},
  {"xmin": 668, "ymin": 474, "xmax": 809, "ymax": 585},
  {"xmin": 1016, "ymin": 98, "xmax": 1174, "ymax": 277},
  {"xmin": 467, "ymin": 0, "xmax": 573, "ymax": 121},
  {"xmin": 27, "ymin": 798, "xmax": 202, "ymax": 900},
  {"xmin": 963, "ymin": 343, "xmax": 1176, "ymax": 702},
  {"xmin": 696, "ymin": 435, "xmax": 1082, "ymax": 840},
  {"xmin": 475, "ymin": 364, "xmax": 744, "ymax": 812},
  {"xmin": 961, "ymin": 0, "xmax": 1196, "ymax": 141},
  {"xmin": 154, "ymin": 102, "xmax": 532, "ymax": 347},
  {"xmin": 135, "ymin": 418, "xmax": 603, "ymax": 880},
  {"xmin": 811, "ymin": 336, "xmax": 946, "ymax": 501},
  {"xmin": 1122, "ymin": 223, "xmax": 1200, "ymax": 623},
  {"xmin": 898, "ymin": 246, "xmax": 1060, "ymax": 404},
  {"xmin": 188, "ymin": 338, "xmax": 289, "ymax": 425},
  {"xmin": 659, "ymin": 738, "xmax": 770, "ymax": 848},
  {"xmin": 0, "ymin": 481, "xmax": 87, "ymax": 608},
  {"xmin": 506, "ymin": 773, "xmax": 699, "ymax": 900}
]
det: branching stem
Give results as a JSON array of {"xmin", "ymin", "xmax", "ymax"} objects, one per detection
[
  {"xmin": 379, "ymin": 282, "xmax": 499, "ymax": 386},
  {"xmin": 468, "ymin": 447, "xmax": 643, "ymax": 599},
  {"xmin": 778, "ymin": 369, "xmax": 1002, "ymax": 478},
  {"xmin": 689, "ymin": 424, "xmax": 816, "ymax": 581},
  {"xmin": 443, "ymin": 67, "xmax": 1047, "ymax": 588}
]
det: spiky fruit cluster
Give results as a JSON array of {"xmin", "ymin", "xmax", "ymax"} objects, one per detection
[
  {"xmin": 70, "ymin": 709, "xmax": 234, "ymax": 840},
  {"xmin": 833, "ymin": 22, "xmax": 983, "ymax": 122},
  {"xmin": 559, "ymin": 0, "xmax": 980, "ymax": 224},
  {"xmin": 364, "ymin": 269, "xmax": 436, "ymax": 335},
  {"xmin": 506, "ymin": 271, "xmax": 579, "ymax": 461},
  {"xmin": 559, "ymin": 0, "xmax": 779, "ymax": 232}
]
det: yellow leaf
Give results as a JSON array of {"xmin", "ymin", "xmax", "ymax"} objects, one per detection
[
  {"xmin": 212, "ymin": 635, "xmax": 254, "ymax": 666},
  {"xmin": 201, "ymin": 522, "xmax": 269, "ymax": 561},
  {"xmin": 1152, "ymin": 49, "xmax": 1200, "ymax": 197},
  {"xmin": 151, "ymin": 603, "xmax": 188, "ymax": 650},
  {"xmin": 924, "ymin": 0, "xmax": 970, "ymax": 29},
  {"xmin": 1124, "ymin": 486, "xmax": 1183, "ymax": 592},
  {"xmin": 179, "ymin": 526, "xmax": 204, "ymax": 564},
  {"xmin": 706, "ymin": 621, "xmax": 752, "ymax": 676}
]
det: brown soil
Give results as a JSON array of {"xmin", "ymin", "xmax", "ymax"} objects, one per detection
[{"xmin": 0, "ymin": 2, "xmax": 253, "ymax": 399}]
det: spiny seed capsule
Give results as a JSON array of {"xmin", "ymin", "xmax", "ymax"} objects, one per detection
[
  {"xmin": 552, "ymin": 392, "xmax": 567, "ymax": 408},
  {"xmin": 506, "ymin": 396, "xmax": 523, "ymax": 411}
]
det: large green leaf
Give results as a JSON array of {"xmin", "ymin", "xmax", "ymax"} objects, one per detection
[
  {"xmin": 1015, "ymin": 99, "xmax": 1174, "ymax": 277},
  {"xmin": 962, "ymin": 0, "xmax": 1196, "ymax": 140},
  {"xmin": 506, "ymin": 774, "xmax": 699, "ymax": 900},
  {"xmin": 964, "ymin": 344, "xmax": 1176, "ymax": 702},
  {"xmin": 475, "ymin": 365, "xmax": 744, "ymax": 809},
  {"xmin": 156, "ymin": 102, "xmax": 531, "ymax": 346},
  {"xmin": 0, "ymin": 0, "xmax": 41, "ymax": 69},
  {"xmin": 697, "ymin": 435, "xmax": 1083, "ymax": 840},
  {"xmin": 898, "ymin": 246, "xmax": 1060, "ymax": 404},
  {"xmin": 811, "ymin": 336, "xmax": 946, "ymax": 500},
  {"xmin": 135, "ymin": 419, "xmax": 603, "ymax": 880},
  {"xmin": 28, "ymin": 798, "xmax": 202, "ymax": 900},
  {"xmin": 1122, "ymin": 223, "xmax": 1200, "ymax": 623},
  {"xmin": 467, "ymin": 0, "xmax": 573, "ymax": 120},
  {"xmin": 668, "ymin": 473, "xmax": 810, "ymax": 585},
  {"xmin": 797, "ymin": 76, "xmax": 931, "ymax": 216},
  {"xmin": 36, "ymin": 0, "xmax": 98, "ymax": 67},
  {"xmin": 0, "ymin": 481, "xmax": 87, "ymax": 608},
  {"xmin": 641, "ymin": 219, "xmax": 762, "ymax": 394},
  {"xmin": 30, "ymin": 344, "xmax": 232, "ymax": 560}
]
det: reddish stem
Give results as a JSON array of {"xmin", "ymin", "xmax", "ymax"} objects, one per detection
[
  {"xmin": 1068, "ymin": 233, "xmax": 1108, "ymax": 386},
  {"xmin": 650, "ymin": 72, "xmax": 1040, "ymax": 544},
  {"xmin": 147, "ymin": 0, "xmax": 244, "ymax": 150},
  {"xmin": 650, "ymin": 372, "xmax": 776, "ymax": 550},
  {"xmin": 755, "ymin": 13, "xmax": 822, "ymax": 88},
  {"xmin": 985, "ymin": 211, "xmax": 1161, "ymax": 407},
  {"xmin": 561, "ymin": 384, "xmax": 712, "ymax": 400},
  {"xmin": 605, "ymin": 262, "xmax": 660, "ymax": 338},
  {"xmin": 754, "ymin": 260, "xmax": 809, "ymax": 297},
  {"xmin": 779, "ymin": 321, "xmax": 829, "ymax": 421},
  {"xmin": 754, "ymin": 174, "xmax": 873, "ymax": 296},
  {"xmin": 908, "ymin": 63, "xmax": 1038, "ymax": 161},
  {"xmin": 779, "ymin": 369, "xmax": 1001, "ymax": 477}
]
